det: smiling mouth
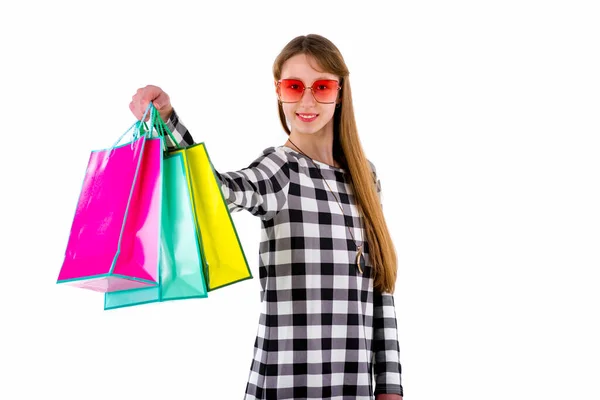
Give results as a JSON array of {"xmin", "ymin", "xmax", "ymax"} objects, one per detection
[{"xmin": 296, "ymin": 113, "xmax": 318, "ymax": 122}]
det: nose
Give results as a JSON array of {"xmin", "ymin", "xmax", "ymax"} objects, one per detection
[{"xmin": 299, "ymin": 86, "xmax": 316, "ymax": 107}]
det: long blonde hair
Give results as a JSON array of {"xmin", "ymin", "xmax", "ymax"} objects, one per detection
[{"xmin": 273, "ymin": 34, "xmax": 398, "ymax": 293}]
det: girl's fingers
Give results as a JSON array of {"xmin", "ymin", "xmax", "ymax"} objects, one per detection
[
  {"xmin": 130, "ymin": 85, "xmax": 169, "ymax": 121},
  {"xmin": 152, "ymin": 91, "xmax": 170, "ymax": 110}
]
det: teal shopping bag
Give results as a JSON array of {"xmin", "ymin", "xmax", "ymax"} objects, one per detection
[{"xmin": 104, "ymin": 152, "xmax": 208, "ymax": 309}]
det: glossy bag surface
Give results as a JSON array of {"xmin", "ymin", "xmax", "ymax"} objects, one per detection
[
  {"xmin": 172, "ymin": 143, "xmax": 252, "ymax": 290},
  {"xmin": 57, "ymin": 136, "xmax": 163, "ymax": 292},
  {"xmin": 104, "ymin": 152, "xmax": 208, "ymax": 309}
]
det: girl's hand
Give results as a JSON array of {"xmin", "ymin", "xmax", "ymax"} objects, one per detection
[
  {"xmin": 376, "ymin": 395, "xmax": 403, "ymax": 400},
  {"xmin": 129, "ymin": 84, "xmax": 173, "ymax": 122}
]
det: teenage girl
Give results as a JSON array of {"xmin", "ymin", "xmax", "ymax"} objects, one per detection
[{"xmin": 129, "ymin": 34, "xmax": 404, "ymax": 400}]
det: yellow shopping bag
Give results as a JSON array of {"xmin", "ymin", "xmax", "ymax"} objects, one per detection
[{"xmin": 171, "ymin": 143, "xmax": 252, "ymax": 290}]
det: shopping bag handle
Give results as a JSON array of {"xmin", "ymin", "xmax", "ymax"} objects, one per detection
[
  {"xmin": 135, "ymin": 107, "xmax": 182, "ymax": 152},
  {"xmin": 154, "ymin": 113, "xmax": 181, "ymax": 150},
  {"xmin": 108, "ymin": 103, "xmax": 181, "ymax": 153},
  {"xmin": 110, "ymin": 103, "xmax": 157, "ymax": 150}
]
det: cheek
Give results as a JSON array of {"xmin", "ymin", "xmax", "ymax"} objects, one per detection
[
  {"xmin": 321, "ymin": 106, "xmax": 336, "ymax": 121},
  {"xmin": 282, "ymin": 104, "xmax": 296, "ymax": 120}
]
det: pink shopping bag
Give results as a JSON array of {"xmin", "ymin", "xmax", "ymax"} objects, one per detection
[{"xmin": 57, "ymin": 128, "xmax": 164, "ymax": 292}]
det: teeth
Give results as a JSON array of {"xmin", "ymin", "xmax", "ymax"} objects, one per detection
[{"xmin": 299, "ymin": 114, "xmax": 316, "ymax": 118}]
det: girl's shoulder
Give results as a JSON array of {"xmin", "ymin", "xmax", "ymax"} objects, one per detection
[
  {"xmin": 246, "ymin": 146, "xmax": 291, "ymax": 171},
  {"xmin": 259, "ymin": 146, "xmax": 286, "ymax": 158},
  {"xmin": 276, "ymin": 145, "xmax": 347, "ymax": 173},
  {"xmin": 261, "ymin": 146, "xmax": 377, "ymax": 180},
  {"xmin": 257, "ymin": 146, "xmax": 301, "ymax": 168},
  {"xmin": 367, "ymin": 159, "xmax": 378, "ymax": 179}
]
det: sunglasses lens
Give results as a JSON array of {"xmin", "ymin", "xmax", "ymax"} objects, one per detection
[
  {"xmin": 278, "ymin": 79, "xmax": 340, "ymax": 103},
  {"xmin": 278, "ymin": 79, "xmax": 304, "ymax": 102},
  {"xmin": 312, "ymin": 80, "xmax": 340, "ymax": 103}
]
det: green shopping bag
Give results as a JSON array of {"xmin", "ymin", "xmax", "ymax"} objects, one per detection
[{"xmin": 104, "ymin": 151, "xmax": 208, "ymax": 309}]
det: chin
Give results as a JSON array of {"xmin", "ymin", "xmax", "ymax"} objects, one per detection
[{"xmin": 294, "ymin": 125, "xmax": 324, "ymax": 136}]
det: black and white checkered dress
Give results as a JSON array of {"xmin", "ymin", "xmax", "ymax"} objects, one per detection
[{"xmin": 166, "ymin": 110, "xmax": 403, "ymax": 399}]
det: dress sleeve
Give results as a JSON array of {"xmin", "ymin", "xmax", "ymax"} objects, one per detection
[
  {"xmin": 368, "ymin": 159, "xmax": 383, "ymax": 206},
  {"xmin": 372, "ymin": 290, "xmax": 404, "ymax": 397},
  {"xmin": 165, "ymin": 110, "xmax": 290, "ymax": 220},
  {"xmin": 369, "ymin": 161, "xmax": 404, "ymax": 396},
  {"xmin": 215, "ymin": 148, "xmax": 290, "ymax": 220},
  {"xmin": 164, "ymin": 109, "xmax": 196, "ymax": 149}
]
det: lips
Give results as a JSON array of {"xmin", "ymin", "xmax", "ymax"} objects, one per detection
[{"xmin": 296, "ymin": 113, "xmax": 318, "ymax": 122}]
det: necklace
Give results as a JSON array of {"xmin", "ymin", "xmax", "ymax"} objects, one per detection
[{"xmin": 287, "ymin": 138, "xmax": 366, "ymax": 274}]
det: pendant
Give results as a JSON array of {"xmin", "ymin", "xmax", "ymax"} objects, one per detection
[{"xmin": 355, "ymin": 245, "xmax": 365, "ymax": 274}]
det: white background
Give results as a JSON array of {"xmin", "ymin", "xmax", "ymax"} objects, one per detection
[{"xmin": 1, "ymin": 1, "xmax": 599, "ymax": 399}]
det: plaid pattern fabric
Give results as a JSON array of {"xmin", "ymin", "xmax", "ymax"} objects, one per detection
[{"xmin": 165, "ymin": 110, "xmax": 403, "ymax": 399}]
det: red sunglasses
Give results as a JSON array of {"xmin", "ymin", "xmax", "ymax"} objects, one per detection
[{"xmin": 276, "ymin": 79, "xmax": 341, "ymax": 104}]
